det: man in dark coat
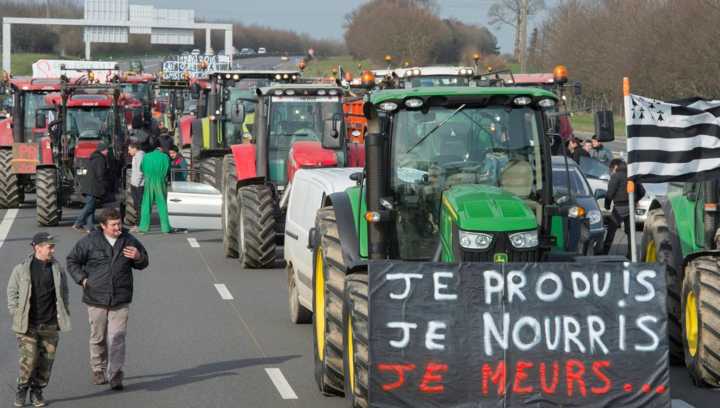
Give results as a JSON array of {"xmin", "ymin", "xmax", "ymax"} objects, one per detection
[
  {"xmin": 73, "ymin": 142, "xmax": 108, "ymax": 233},
  {"xmin": 66, "ymin": 208, "xmax": 148, "ymax": 391},
  {"xmin": 601, "ymin": 158, "xmax": 645, "ymax": 257}
]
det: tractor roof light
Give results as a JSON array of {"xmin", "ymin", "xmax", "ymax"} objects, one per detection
[
  {"xmin": 361, "ymin": 70, "xmax": 376, "ymax": 85},
  {"xmin": 513, "ymin": 96, "xmax": 532, "ymax": 106},
  {"xmin": 384, "ymin": 55, "xmax": 393, "ymax": 63},
  {"xmin": 298, "ymin": 61, "xmax": 306, "ymax": 71},
  {"xmin": 553, "ymin": 65, "xmax": 568, "ymax": 85},
  {"xmin": 225, "ymin": 73, "xmax": 232, "ymax": 79},
  {"xmin": 283, "ymin": 74, "xmax": 290, "ymax": 80},
  {"xmin": 405, "ymin": 98, "xmax": 424, "ymax": 108},
  {"xmin": 285, "ymin": 89, "xmax": 296, "ymax": 96},
  {"xmin": 317, "ymin": 90, "xmax": 327, "ymax": 96},
  {"xmin": 328, "ymin": 89, "xmax": 338, "ymax": 96},
  {"xmin": 233, "ymin": 74, "xmax": 240, "ymax": 80},
  {"xmin": 273, "ymin": 89, "xmax": 284, "ymax": 96},
  {"xmin": 538, "ymin": 98, "xmax": 556, "ymax": 108},
  {"xmin": 378, "ymin": 101, "xmax": 398, "ymax": 112},
  {"xmin": 473, "ymin": 53, "xmax": 481, "ymax": 62}
]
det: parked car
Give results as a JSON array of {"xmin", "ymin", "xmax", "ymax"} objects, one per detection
[
  {"xmin": 552, "ymin": 156, "xmax": 606, "ymax": 255},
  {"xmin": 167, "ymin": 181, "xmax": 222, "ymax": 231},
  {"xmin": 284, "ymin": 168, "xmax": 361, "ymax": 323},
  {"xmin": 577, "ymin": 156, "xmax": 667, "ymax": 227},
  {"xmin": 239, "ymin": 48, "xmax": 255, "ymax": 56},
  {"xmin": 258, "ymin": 47, "xmax": 267, "ymax": 55}
]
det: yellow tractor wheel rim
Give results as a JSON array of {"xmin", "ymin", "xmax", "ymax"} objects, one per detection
[
  {"xmin": 347, "ymin": 313, "xmax": 356, "ymax": 394},
  {"xmin": 686, "ymin": 290, "xmax": 699, "ymax": 357},
  {"xmin": 645, "ymin": 240, "xmax": 657, "ymax": 262},
  {"xmin": 315, "ymin": 248, "xmax": 326, "ymax": 361}
]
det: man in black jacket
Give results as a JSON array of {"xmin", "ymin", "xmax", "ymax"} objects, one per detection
[
  {"xmin": 72, "ymin": 143, "xmax": 108, "ymax": 233},
  {"xmin": 66, "ymin": 208, "xmax": 149, "ymax": 391},
  {"xmin": 601, "ymin": 158, "xmax": 645, "ymax": 257}
]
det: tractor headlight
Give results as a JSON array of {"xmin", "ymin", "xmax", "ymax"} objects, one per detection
[
  {"xmin": 509, "ymin": 230, "xmax": 539, "ymax": 249},
  {"xmin": 587, "ymin": 210, "xmax": 602, "ymax": 225},
  {"xmin": 458, "ymin": 230, "xmax": 493, "ymax": 250}
]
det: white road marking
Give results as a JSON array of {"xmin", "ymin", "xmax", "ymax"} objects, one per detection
[
  {"xmin": 0, "ymin": 209, "xmax": 19, "ymax": 249},
  {"xmin": 265, "ymin": 368, "xmax": 298, "ymax": 400},
  {"xmin": 187, "ymin": 238, "xmax": 200, "ymax": 248},
  {"xmin": 214, "ymin": 284, "xmax": 234, "ymax": 300}
]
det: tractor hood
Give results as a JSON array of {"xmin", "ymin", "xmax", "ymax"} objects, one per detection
[{"xmin": 443, "ymin": 185, "xmax": 537, "ymax": 232}]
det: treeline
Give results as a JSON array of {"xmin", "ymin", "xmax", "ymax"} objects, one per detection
[
  {"xmin": 535, "ymin": 0, "xmax": 720, "ymax": 112},
  {"xmin": 345, "ymin": 0, "xmax": 499, "ymax": 66},
  {"xmin": 0, "ymin": 0, "xmax": 344, "ymax": 59}
]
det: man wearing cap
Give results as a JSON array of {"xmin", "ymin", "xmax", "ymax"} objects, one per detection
[
  {"xmin": 73, "ymin": 142, "xmax": 109, "ymax": 233},
  {"xmin": 7, "ymin": 233, "xmax": 71, "ymax": 407}
]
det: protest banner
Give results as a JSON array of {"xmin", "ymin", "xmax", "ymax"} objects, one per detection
[
  {"xmin": 161, "ymin": 54, "xmax": 232, "ymax": 80},
  {"xmin": 369, "ymin": 261, "xmax": 670, "ymax": 407}
]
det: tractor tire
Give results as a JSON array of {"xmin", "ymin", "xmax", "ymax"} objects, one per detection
[
  {"xmin": 682, "ymin": 256, "xmax": 720, "ymax": 387},
  {"xmin": 236, "ymin": 185, "xmax": 276, "ymax": 268},
  {"xmin": 641, "ymin": 209, "xmax": 684, "ymax": 362},
  {"xmin": 312, "ymin": 207, "xmax": 346, "ymax": 396},
  {"xmin": 124, "ymin": 168, "xmax": 138, "ymax": 226},
  {"xmin": 36, "ymin": 167, "xmax": 60, "ymax": 226},
  {"xmin": 0, "ymin": 149, "xmax": 20, "ymax": 208},
  {"xmin": 197, "ymin": 157, "xmax": 223, "ymax": 189},
  {"xmin": 222, "ymin": 154, "xmax": 239, "ymax": 258},
  {"xmin": 343, "ymin": 273, "xmax": 369, "ymax": 408},
  {"xmin": 288, "ymin": 263, "xmax": 312, "ymax": 324}
]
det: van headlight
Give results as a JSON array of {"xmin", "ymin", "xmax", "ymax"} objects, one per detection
[
  {"xmin": 587, "ymin": 210, "xmax": 602, "ymax": 225},
  {"xmin": 459, "ymin": 230, "xmax": 493, "ymax": 250},
  {"xmin": 509, "ymin": 230, "xmax": 538, "ymax": 249}
]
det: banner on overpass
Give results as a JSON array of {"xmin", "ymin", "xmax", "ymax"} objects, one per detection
[
  {"xmin": 161, "ymin": 54, "xmax": 232, "ymax": 80},
  {"xmin": 368, "ymin": 261, "xmax": 670, "ymax": 407},
  {"xmin": 32, "ymin": 60, "xmax": 119, "ymax": 83}
]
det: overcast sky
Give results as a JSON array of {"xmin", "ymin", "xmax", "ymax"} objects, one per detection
[{"xmin": 132, "ymin": 0, "xmax": 552, "ymax": 53}]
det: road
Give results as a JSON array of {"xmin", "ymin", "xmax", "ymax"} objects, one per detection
[{"xmin": 0, "ymin": 202, "xmax": 716, "ymax": 407}]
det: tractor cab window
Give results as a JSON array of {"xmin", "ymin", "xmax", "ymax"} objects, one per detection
[
  {"xmin": 24, "ymin": 92, "xmax": 51, "ymax": 130},
  {"xmin": 391, "ymin": 105, "xmax": 543, "ymax": 260},
  {"xmin": 267, "ymin": 95, "xmax": 343, "ymax": 184},
  {"xmin": 120, "ymin": 83, "xmax": 150, "ymax": 103},
  {"xmin": 67, "ymin": 107, "xmax": 111, "ymax": 141},
  {"xmin": 407, "ymin": 76, "xmax": 470, "ymax": 88}
]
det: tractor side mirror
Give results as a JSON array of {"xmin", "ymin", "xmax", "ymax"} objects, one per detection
[
  {"xmin": 35, "ymin": 111, "xmax": 47, "ymax": 129},
  {"xmin": 230, "ymin": 101, "xmax": 245, "ymax": 125},
  {"xmin": 594, "ymin": 111, "xmax": 614, "ymax": 142},
  {"xmin": 594, "ymin": 189, "xmax": 607, "ymax": 200},
  {"xmin": 322, "ymin": 113, "xmax": 344, "ymax": 150}
]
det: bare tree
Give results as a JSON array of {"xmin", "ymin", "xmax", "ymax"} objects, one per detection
[{"xmin": 488, "ymin": 0, "xmax": 545, "ymax": 61}]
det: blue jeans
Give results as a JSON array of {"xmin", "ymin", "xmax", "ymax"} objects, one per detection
[{"xmin": 74, "ymin": 195, "xmax": 96, "ymax": 228}]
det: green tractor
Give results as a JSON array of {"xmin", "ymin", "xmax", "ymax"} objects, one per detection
[
  {"xmin": 642, "ymin": 181, "xmax": 720, "ymax": 387},
  {"xmin": 310, "ymin": 86, "xmax": 616, "ymax": 405}
]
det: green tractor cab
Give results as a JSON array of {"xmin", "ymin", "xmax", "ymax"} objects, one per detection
[{"xmin": 310, "ymin": 86, "xmax": 619, "ymax": 402}]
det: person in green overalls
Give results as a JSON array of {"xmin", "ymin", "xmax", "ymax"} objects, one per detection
[{"xmin": 138, "ymin": 148, "xmax": 173, "ymax": 233}]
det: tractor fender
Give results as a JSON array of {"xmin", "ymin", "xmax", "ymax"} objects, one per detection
[
  {"xmin": 682, "ymin": 250, "xmax": 720, "ymax": 271},
  {"xmin": 178, "ymin": 115, "xmax": 194, "ymax": 147},
  {"xmin": 651, "ymin": 196, "xmax": 685, "ymax": 274},
  {"xmin": 287, "ymin": 141, "xmax": 337, "ymax": 182},
  {"xmin": 0, "ymin": 118, "xmax": 12, "ymax": 146},
  {"xmin": 230, "ymin": 143, "xmax": 258, "ymax": 183},
  {"xmin": 323, "ymin": 191, "xmax": 365, "ymax": 272}
]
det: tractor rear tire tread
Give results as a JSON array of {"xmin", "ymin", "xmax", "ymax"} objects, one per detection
[
  {"xmin": 36, "ymin": 167, "xmax": 60, "ymax": 226},
  {"xmin": 198, "ymin": 157, "xmax": 223, "ymax": 189},
  {"xmin": 344, "ymin": 273, "xmax": 369, "ymax": 408},
  {"xmin": 683, "ymin": 256, "xmax": 720, "ymax": 387},
  {"xmin": 642, "ymin": 208, "xmax": 683, "ymax": 362},
  {"xmin": 222, "ymin": 155, "xmax": 239, "ymax": 258},
  {"xmin": 0, "ymin": 149, "xmax": 20, "ymax": 208},
  {"xmin": 238, "ymin": 185, "xmax": 276, "ymax": 268}
]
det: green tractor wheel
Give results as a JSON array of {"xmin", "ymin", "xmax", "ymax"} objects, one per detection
[
  {"xmin": 642, "ymin": 208, "xmax": 683, "ymax": 361},
  {"xmin": 343, "ymin": 273, "xmax": 369, "ymax": 408},
  {"xmin": 682, "ymin": 256, "xmax": 720, "ymax": 387},
  {"xmin": 312, "ymin": 206, "xmax": 345, "ymax": 396}
]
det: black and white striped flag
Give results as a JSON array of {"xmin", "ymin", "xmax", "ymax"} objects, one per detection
[{"xmin": 625, "ymin": 94, "xmax": 720, "ymax": 182}]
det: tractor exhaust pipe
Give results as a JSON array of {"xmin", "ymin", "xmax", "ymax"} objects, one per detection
[{"xmin": 366, "ymin": 131, "xmax": 388, "ymax": 260}]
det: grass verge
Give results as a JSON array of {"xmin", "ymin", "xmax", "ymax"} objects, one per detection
[{"xmin": 570, "ymin": 112, "xmax": 626, "ymax": 138}]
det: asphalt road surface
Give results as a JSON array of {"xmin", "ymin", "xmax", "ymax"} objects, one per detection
[{"xmin": 0, "ymin": 203, "xmax": 715, "ymax": 407}]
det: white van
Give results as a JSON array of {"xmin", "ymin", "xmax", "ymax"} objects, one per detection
[{"xmin": 284, "ymin": 168, "xmax": 361, "ymax": 323}]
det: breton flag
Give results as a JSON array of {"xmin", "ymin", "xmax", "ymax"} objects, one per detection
[{"xmin": 625, "ymin": 94, "xmax": 720, "ymax": 182}]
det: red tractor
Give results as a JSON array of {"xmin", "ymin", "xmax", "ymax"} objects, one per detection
[
  {"xmin": 118, "ymin": 72, "xmax": 156, "ymax": 129},
  {"xmin": 35, "ymin": 81, "xmax": 127, "ymax": 225},
  {"xmin": 0, "ymin": 77, "xmax": 63, "ymax": 208},
  {"xmin": 222, "ymin": 83, "xmax": 364, "ymax": 266}
]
